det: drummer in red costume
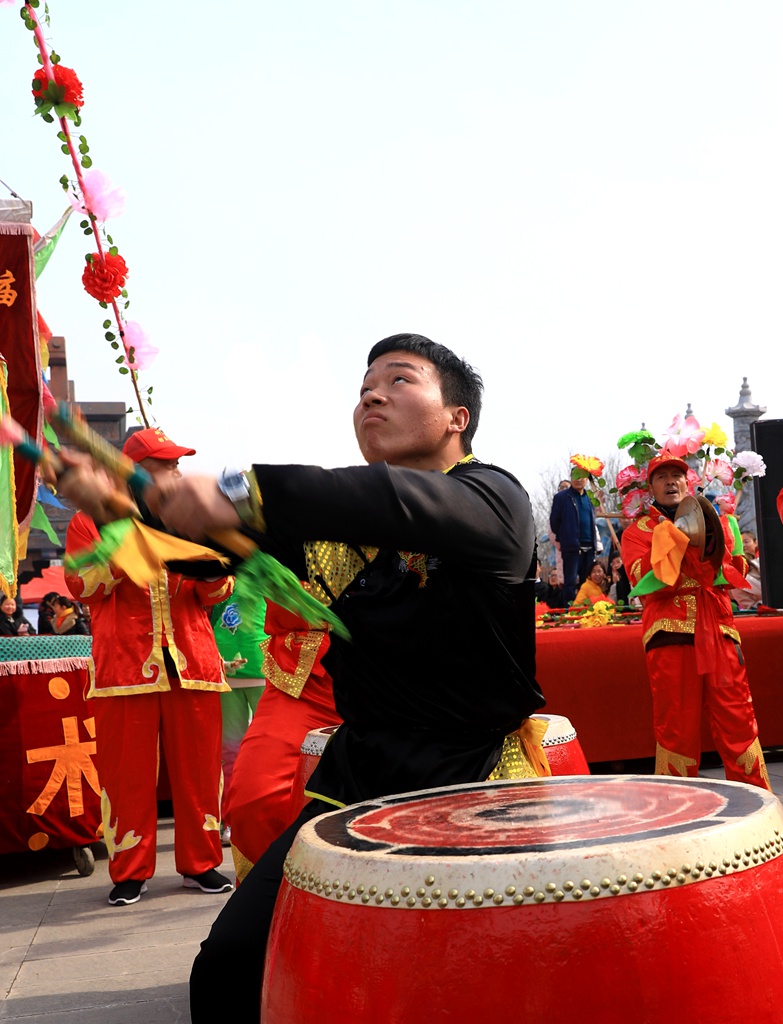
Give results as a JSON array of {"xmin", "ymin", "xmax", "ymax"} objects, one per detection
[
  {"xmin": 621, "ymin": 450, "xmax": 770, "ymax": 789},
  {"xmin": 65, "ymin": 427, "xmax": 235, "ymax": 906}
]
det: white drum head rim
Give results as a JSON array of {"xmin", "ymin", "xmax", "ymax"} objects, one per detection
[{"xmin": 283, "ymin": 776, "xmax": 783, "ymax": 910}]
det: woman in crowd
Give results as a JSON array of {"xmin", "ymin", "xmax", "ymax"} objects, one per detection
[
  {"xmin": 36, "ymin": 591, "xmax": 59, "ymax": 635},
  {"xmin": 574, "ymin": 562, "xmax": 612, "ymax": 606},
  {"xmin": 52, "ymin": 595, "xmax": 90, "ymax": 635},
  {"xmin": 0, "ymin": 595, "xmax": 36, "ymax": 636}
]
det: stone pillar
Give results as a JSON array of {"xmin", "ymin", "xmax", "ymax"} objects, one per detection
[{"xmin": 725, "ymin": 379, "xmax": 766, "ymax": 535}]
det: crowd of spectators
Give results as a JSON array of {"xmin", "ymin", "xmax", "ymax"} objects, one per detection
[
  {"xmin": 541, "ymin": 479, "xmax": 765, "ymax": 613},
  {"xmin": 0, "ymin": 591, "xmax": 91, "ymax": 636}
]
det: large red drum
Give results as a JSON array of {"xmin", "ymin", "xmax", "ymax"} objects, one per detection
[
  {"xmin": 533, "ymin": 712, "xmax": 590, "ymax": 774},
  {"xmin": 263, "ymin": 776, "xmax": 783, "ymax": 1023},
  {"xmin": 289, "ymin": 725, "xmax": 341, "ymax": 817}
]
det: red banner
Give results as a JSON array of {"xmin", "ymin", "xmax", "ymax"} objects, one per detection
[
  {"xmin": 0, "ymin": 660, "xmax": 101, "ymax": 853},
  {"xmin": 0, "ymin": 206, "xmax": 42, "ymax": 535}
]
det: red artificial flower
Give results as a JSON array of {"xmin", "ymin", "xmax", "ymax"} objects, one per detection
[
  {"xmin": 32, "ymin": 64, "xmax": 84, "ymax": 110},
  {"xmin": 82, "ymin": 252, "xmax": 129, "ymax": 302}
]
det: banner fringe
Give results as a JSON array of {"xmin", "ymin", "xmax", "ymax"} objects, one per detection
[{"xmin": 0, "ymin": 657, "xmax": 91, "ymax": 676}]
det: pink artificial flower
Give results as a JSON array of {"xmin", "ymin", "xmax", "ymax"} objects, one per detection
[
  {"xmin": 661, "ymin": 413, "xmax": 705, "ymax": 458},
  {"xmin": 686, "ymin": 469, "xmax": 700, "ymax": 495},
  {"xmin": 705, "ymin": 458, "xmax": 734, "ymax": 486},
  {"xmin": 621, "ymin": 488, "xmax": 650, "ymax": 518},
  {"xmin": 69, "ymin": 168, "xmax": 126, "ymax": 222},
  {"xmin": 122, "ymin": 321, "xmax": 159, "ymax": 371},
  {"xmin": 615, "ymin": 464, "xmax": 643, "ymax": 490},
  {"xmin": 0, "ymin": 1, "xmax": 20, "ymax": 7},
  {"xmin": 714, "ymin": 493, "xmax": 736, "ymax": 515}
]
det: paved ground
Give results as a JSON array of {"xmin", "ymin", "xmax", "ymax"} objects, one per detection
[
  {"xmin": 0, "ymin": 819, "xmax": 233, "ymax": 1022},
  {"xmin": 3, "ymin": 761, "xmax": 783, "ymax": 1022}
]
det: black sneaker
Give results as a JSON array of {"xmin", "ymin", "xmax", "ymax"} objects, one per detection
[
  {"xmin": 182, "ymin": 869, "xmax": 233, "ymax": 893},
  {"xmin": 108, "ymin": 880, "xmax": 147, "ymax": 906}
]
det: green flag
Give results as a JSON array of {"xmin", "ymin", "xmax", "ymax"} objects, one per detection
[
  {"xmin": 29, "ymin": 502, "xmax": 60, "ymax": 546},
  {"xmin": 33, "ymin": 207, "xmax": 73, "ymax": 278}
]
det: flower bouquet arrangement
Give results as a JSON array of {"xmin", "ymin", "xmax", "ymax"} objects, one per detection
[{"xmin": 614, "ymin": 414, "xmax": 766, "ymax": 517}]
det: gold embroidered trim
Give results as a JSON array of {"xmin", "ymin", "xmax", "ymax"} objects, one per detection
[
  {"xmin": 655, "ymin": 742, "xmax": 698, "ymax": 778},
  {"xmin": 630, "ymin": 558, "xmax": 642, "ymax": 585},
  {"xmin": 643, "ymin": 620, "xmax": 695, "ymax": 647},
  {"xmin": 232, "ymin": 842, "xmax": 256, "ymax": 884},
  {"xmin": 261, "ymin": 630, "xmax": 326, "ymax": 698},
  {"xmin": 737, "ymin": 738, "xmax": 771, "ymax": 790},
  {"xmin": 303, "ymin": 540, "xmax": 379, "ymax": 606},
  {"xmin": 89, "ymin": 679, "xmax": 230, "ymax": 697},
  {"xmin": 637, "ymin": 516, "xmax": 655, "ymax": 533}
]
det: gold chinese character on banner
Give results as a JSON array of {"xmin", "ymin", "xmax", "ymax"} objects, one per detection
[
  {"xmin": 0, "ymin": 270, "xmax": 18, "ymax": 307},
  {"xmin": 26, "ymin": 716, "xmax": 99, "ymax": 817}
]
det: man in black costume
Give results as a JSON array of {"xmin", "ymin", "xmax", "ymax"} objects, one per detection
[{"xmin": 62, "ymin": 333, "xmax": 544, "ymax": 1022}]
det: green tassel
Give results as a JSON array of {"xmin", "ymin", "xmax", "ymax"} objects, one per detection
[
  {"xmin": 628, "ymin": 569, "xmax": 668, "ymax": 598},
  {"xmin": 64, "ymin": 518, "xmax": 135, "ymax": 572},
  {"xmin": 234, "ymin": 548, "xmax": 350, "ymax": 641}
]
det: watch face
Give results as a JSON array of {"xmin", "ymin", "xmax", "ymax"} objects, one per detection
[{"xmin": 220, "ymin": 470, "xmax": 250, "ymax": 501}]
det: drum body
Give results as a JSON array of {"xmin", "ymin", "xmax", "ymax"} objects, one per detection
[
  {"xmin": 290, "ymin": 725, "xmax": 340, "ymax": 816},
  {"xmin": 532, "ymin": 712, "xmax": 590, "ymax": 774},
  {"xmin": 262, "ymin": 776, "xmax": 783, "ymax": 1024}
]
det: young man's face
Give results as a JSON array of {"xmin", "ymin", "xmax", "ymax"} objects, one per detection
[
  {"xmin": 354, "ymin": 350, "xmax": 467, "ymax": 469},
  {"xmin": 649, "ymin": 466, "xmax": 688, "ymax": 507}
]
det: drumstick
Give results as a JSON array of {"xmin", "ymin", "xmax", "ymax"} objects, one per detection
[
  {"xmin": 49, "ymin": 402, "xmax": 154, "ymax": 495},
  {"xmin": 49, "ymin": 403, "xmax": 257, "ymax": 559},
  {"xmin": 0, "ymin": 413, "xmax": 139, "ymax": 519}
]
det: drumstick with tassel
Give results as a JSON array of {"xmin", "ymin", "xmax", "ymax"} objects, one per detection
[
  {"xmin": 0, "ymin": 413, "xmax": 140, "ymax": 520},
  {"xmin": 48, "ymin": 402, "xmax": 257, "ymax": 559},
  {"xmin": 1, "ymin": 409, "xmax": 351, "ymax": 638}
]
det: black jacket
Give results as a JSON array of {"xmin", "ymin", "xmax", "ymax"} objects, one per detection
[
  {"xmin": 550, "ymin": 486, "xmax": 596, "ymax": 552},
  {"xmin": 251, "ymin": 458, "xmax": 544, "ymax": 806}
]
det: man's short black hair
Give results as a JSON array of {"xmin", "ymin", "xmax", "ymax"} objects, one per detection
[{"xmin": 366, "ymin": 333, "xmax": 483, "ymax": 454}]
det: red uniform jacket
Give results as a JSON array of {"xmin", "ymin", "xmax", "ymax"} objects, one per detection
[
  {"xmin": 65, "ymin": 511, "xmax": 233, "ymax": 697},
  {"xmin": 622, "ymin": 507, "xmax": 747, "ymax": 657}
]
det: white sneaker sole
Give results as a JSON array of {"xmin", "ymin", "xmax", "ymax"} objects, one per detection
[
  {"xmin": 108, "ymin": 883, "xmax": 148, "ymax": 906},
  {"xmin": 182, "ymin": 877, "xmax": 233, "ymax": 893}
]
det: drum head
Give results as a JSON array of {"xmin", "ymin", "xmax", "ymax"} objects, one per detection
[{"xmin": 284, "ymin": 776, "xmax": 783, "ymax": 909}]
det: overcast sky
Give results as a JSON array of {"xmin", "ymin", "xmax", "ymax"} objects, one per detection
[{"xmin": 2, "ymin": 1, "xmax": 781, "ymax": 506}]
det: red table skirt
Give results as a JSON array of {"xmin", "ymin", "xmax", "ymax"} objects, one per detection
[
  {"xmin": 536, "ymin": 616, "xmax": 783, "ymax": 764},
  {"xmin": 0, "ymin": 639, "xmax": 101, "ymax": 854}
]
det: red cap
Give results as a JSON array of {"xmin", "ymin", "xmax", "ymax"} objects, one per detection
[
  {"xmin": 122, "ymin": 427, "xmax": 196, "ymax": 463},
  {"xmin": 647, "ymin": 450, "xmax": 689, "ymax": 481}
]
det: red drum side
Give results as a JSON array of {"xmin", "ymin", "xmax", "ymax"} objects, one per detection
[
  {"xmin": 532, "ymin": 712, "xmax": 591, "ymax": 775},
  {"xmin": 262, "ymin": 776, "xmax": 783, "ymax": 1024}
]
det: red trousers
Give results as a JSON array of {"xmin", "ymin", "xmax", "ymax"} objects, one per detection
[
  {"xmin": 228, "ymin": 676, "xmax": 341, "ymax": 876},
  {"xmin": 94, "ymin": 684, "xmax": 224, "ymax": 883},
  {"xmin": 647, "ymin": 641, "xmax": 770, "ymax": 790}
]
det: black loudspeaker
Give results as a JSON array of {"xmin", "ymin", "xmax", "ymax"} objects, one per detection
[{"xmin": 750, "ymin": 419, "xmax": 783, "ymax": 608}]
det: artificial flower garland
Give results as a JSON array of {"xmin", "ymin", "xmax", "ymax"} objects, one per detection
[{"xmin": 17, "ymin": 0, "xmax": 155, "ymax": 422}]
